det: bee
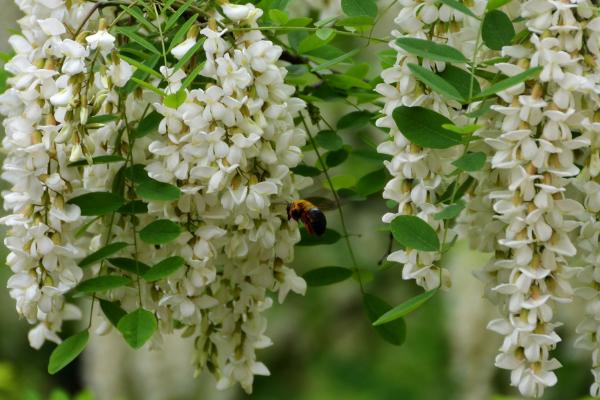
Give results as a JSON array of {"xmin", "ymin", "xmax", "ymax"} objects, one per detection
[{"xmin": 287, "ymin": 200, "xmax": 327, "ymax": 236}]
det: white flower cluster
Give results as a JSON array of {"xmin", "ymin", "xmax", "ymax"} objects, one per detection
[
  {"xmin": 379, "ymin": 0, "xmax": 600, "ymax": 397},
  {"xmin": 480, "ymin": 1, "xmax": 600, "ymax": 397},
  {"xmin": 376, "ymin": 0, "xmax": 487, "ymax": 291},
  {"xmin": 1, "ymin": 0, "xmax": 307, "ymax": 394},
  {"xmin": 141, "ymin": 4, "xmax": 309, "ymax": 392},
  {"xmin": 0, "ymin": 0, "xmax": 120, "ymax": 350}
]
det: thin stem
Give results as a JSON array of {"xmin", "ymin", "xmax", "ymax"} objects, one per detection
[
  {"xmin": 152, "ymin": 2, "xmax": 170, "ymax": 74},
  {"xmin": 300, "ymin": 112, "xmax": 364, "ymax": 293}
]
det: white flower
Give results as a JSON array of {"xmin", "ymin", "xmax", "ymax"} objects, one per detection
[
  {"xmin": 171, "ymin": 37, "xmax": 196, "ymax": 60},
  {"xmin": 85, "ymin": 29, "xmax": 116, "ymax": 55}
]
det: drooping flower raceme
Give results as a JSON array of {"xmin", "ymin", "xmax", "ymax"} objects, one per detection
[
  {"xmin": 1, "ymin": 1, "xmax": 308, "ymax": 394},
  {"xmin": 144, "ymin": 5, "xmax": 309, "ymax": 392},
  {"xmin": 376, "ymin": 0, "xmax": 487, "ymax": 290}
]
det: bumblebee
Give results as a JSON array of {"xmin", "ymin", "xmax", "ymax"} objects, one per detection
[{"xmin": 287, "ymin": 200, "xmax": 327, "ymax": 236}]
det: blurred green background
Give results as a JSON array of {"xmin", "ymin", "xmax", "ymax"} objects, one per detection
[{"xmin": 0, "ymin": 2, "xmax": 596, "ymax": 400}]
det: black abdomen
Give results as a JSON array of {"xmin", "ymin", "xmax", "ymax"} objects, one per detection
[{"xmin": 307, "ymin": 208, "xmax": 327, "ymax": 236}]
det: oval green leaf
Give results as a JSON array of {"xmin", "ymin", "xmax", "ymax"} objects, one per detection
[
  {"xmin": 135, "ymin": 178, "xmax": 182, "ymax": 202},
  {"xmin": 108, "ymin": 257, "xmax": 150, "ymax": 275},
  {"xmin": 100, "ymin": 300, "xmax": 127, "ymax": 327},
  {"xmin": 356, "ymin": 168, "xmax": 388, "ymax": 197},
  {"xmin": 48, "ymin": 331, "xmax": 89, "ymax": 375},
  {"xmin": 395, "ymin": 37, "xmax": 468, "ymax": 63},
  {"xmin": 363, "ymin": 293, "xmax": 406, "ymax": 346},
  {"xmin": 407, "ymin": 63, "xmax": 465, "ymax": 102},
  {"xmin": 79, "ymin": 242, "xmax": 129, "ymax": 268},
  {"xmin": 452, "ymin": 152, "xmax": 486, "ymax": 171},
  {"xmin": 341, "ymin": 0, "xmax": 377, "ymax": 17},
  {"xmin": 392, "ymin": 106, "xmax": 462, "ymax": 149},
  {"xmin": 373, "ymin": 289, "xmax": 438, "ymax": 326},
  {"xmin": 291, "ymin": 165, "xmax": 322, "ymax": 177},
  {"xmin": 133, "ymin": 111, "xmax": 162, "ymax": 139},
  {"xmin": 390, "ymin": 215, "xmax": 440, "ymax": 252},
  {"xmin": 117, "ymin": 308, "xmax": 157, "ymax": 349},
  {"xmin": 315, "ymin": 130, "xmax": 344, "ymax": 150},
  {"xmin": 67, "ymin": 192, "xmax": 125, "ymax": 216},
  {"xmin": 139, "ymin": 219, "xmax": 181, "ymax": 245},
  {"xmin": 482, "ymin": 10, "xmax": 515, "ymax": 50},
  {"xmin": 74, "ymin": 276, "xmax": 131, "ymax": 296},
  {"xmin": 473, "ymin": 67, "xmax": 542, "ymax": 100},
  {"xmin": 303, "ymin": 266, "xmax": 353, "ymax": 287},
  {"xmin": 143, "ymin": 256, "xmax": 186, "ymax": 282}
]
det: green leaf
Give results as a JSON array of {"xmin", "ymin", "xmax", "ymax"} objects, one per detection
[
  {"xmin": 298, "ymin": 229, "xmax": 341, "ymax": 246},
  {"xmin": 48, "ymin": 331, "xmax": 89, "ymax": 374},
  {"xmin": 472, "ymin": 67, "xmax": 542, "ymax": 100},
  {"xmin": 182, "ymin": 62, "xmax": 206, "ymax": 89},
  {"xmin": 452, "ymin": 152, "xmax": 486, "ymax": 171},
  {"xmin": 442, "ymin": 123, "xmax": 482, "ymax": 135},
  {"xmin": 68, "ymin": 155, "xmax": 126, "ymax": 167},
  {"xmin": 341, "ymin": 0, "xmax": 377, "ymax": 17},
  {"xmin": 74, "ymin": 276, "xmax": 131, "ymax": 296},
  {"xmin": 434, "ymin": 201, "xmax": 466, "ymax": 220},
  {"xmin": 312, "ymin": 48, "xmax": 359, "ymax": 72},
  {"xmin": 291, "ymin": 165, "xmax": 322, "ymax": 177},
  {"xmin": 131, "ymin": 78, "xmax": 165, "ymax": 96},
  {"xmin": 327, "ymin": 175, "xmax": 356, "ymax": 191},
  {"xmin": 143, "ymin": 256, "xmax": 186, "ymax": 282},
  {"xmin": 123, "ymin": 164, "xmax": 151, "ymax": 183},
  {"xmin": 336, "ymin": 16, "xmax": 375, "ymax": 27},
  {"xmin": 486, "ymin": 0, "xmax": 512, "ymax": 11},
  {"xmin": 285, "ymin": 17, "xmax": 313, "ymax": 27},
  {"xmin": 373, "ymin": 289, "xmax": 438, "ymax": 326},
  {"xmin": 407, "ymin": 63, "xmax": 465, "ymax": 102},
  {"xmin": 325, "ymin": 148, "xmax": 349, "ymax": 167},
  {"xmin": 337, "ymin": 111, "xmax": 373, "ymax": 130},
  {"xmin": 79, "ymin": 242, "xmax": 129, "ymax": 268},
  {"xmin": 438, "ymin": 65, "xmax": 481, "ymax": 100},
  {"xmin": 67, "ymin": 192, "xmax": 125, "ymax": 216},
  {"xmin": 165, "ymin": 0, "xmax": 194, "ymax": 31},
  {"xmin": 316, "ymin": 27, "xmax": 335, "ymax": 41},
  {"xmin": 269, "ymin": 9, "xmax": 289, "ymax": 25},
  {"xmin": 118, "ymin": 200, "xmax": 149, "ymax": 215},
  {"xmin": 100, "ymin": 300, "xmax": 126, "ymax": 327},
  {"xmin": 115, "ymin": 27, "xmax": 160, "ymax": 56},
  {"xmin": 139, "ymin": 219, "xmax": 181, "ymax": 245},
  {"xmin": 135, "ymin": 178, "xmax": 182, "ymax": 202},
  {"xmin": 303, "ymin": 266, "xmax": 353, "ymax": 287},
  {"xmin": 133, "ymin": 111, "xmax": 162, "ymax": 139},
  {"xmin": 395, "ymin": 38, "xmax": 468, "ymax": 63},
  {"xmin": 355, "ymin": 168, "xmax": 388, "ymax": 197},
  {"xmin": 390, "ymin": 215, "xmax": 440, "ymax": 251},
  {"xmin": 439, "ymin": 0, "xmax": 477, "ymax": 18},
  {"xmin": 108, "ymin": 257, "xmax": 150, "ymax": 275},
  {"xmin": 363, "ymin": 294, "xmax": 406, "ymax": 346},
  {"xmin": 315, "ymin": 130, "xmax": 344, "ymax": 150},
  {"xmin": 122, "ymin": 6, "xmax": 156, "ymax": 32},
  {"xmin": 392, "ymin": 106, "xmax": 462, "ymax": 149},
  {"xmin": 438, "ymin": 176, "xmax": 475, "ymax": 204},
  {"xmin": 482, "ymin": 10, "xmax": 515, "ymax": 50},
  {"xmin": 326, "ymin": 74, "xmax": 371, "ymax": 90},
  {"xmin": 298, "ymin": 34, "xmax": 334, "ymax": 54},
  {"xmin": 164, "ymin": 90, "xmax": 187, "ymax": 109},
  {"xmin": 86, "ymin": 114, "xmax": 120, "ymax": 125},
  {"xmin": 117, "ymin": 308, "xmax": 157, "ymax": 349}
]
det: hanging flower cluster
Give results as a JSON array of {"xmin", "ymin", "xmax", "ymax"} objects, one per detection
[
  {"xmin": 0, "ymin": 0, "xmax": 308, "ymax": 393},
  {"xmin": 376, "ymin": 0, "xmax": 487, "ymax": 290},
  {"xmin": 377, "ymin": 0, "xmax": 600, "ymax": 398}
]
